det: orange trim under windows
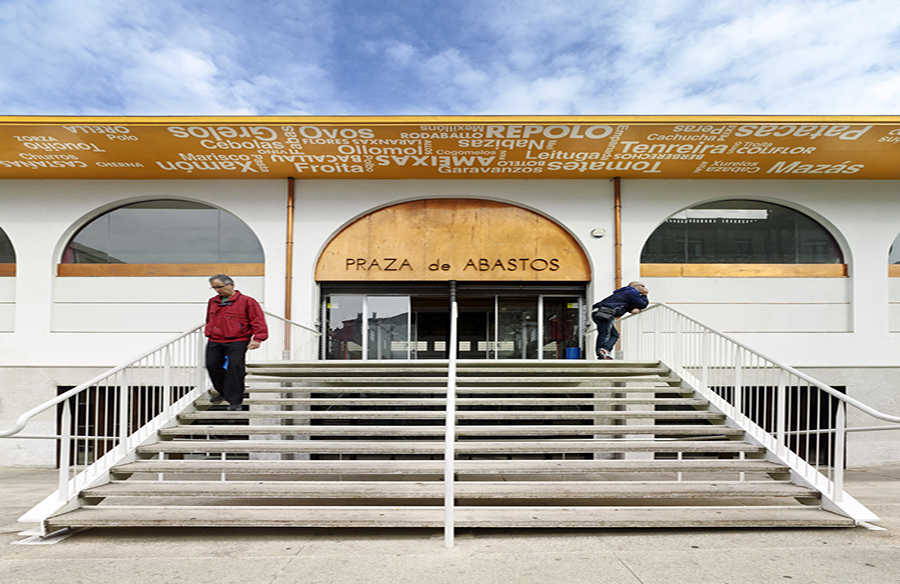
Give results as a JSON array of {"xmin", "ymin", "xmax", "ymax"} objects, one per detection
[
  {"xmin": 0, "ymin": 264, "xmax": 14, "ymax": 277},
  {"xmin": 889, "ymin": 265, "xmax": 900, "ymax": 277},
  {"xmin": 57, "ymin": 263, "xmax": 265, "ymax": 277},
  {"xmin": 641, "ymin": 263, "xmax": 848, "ymax": 278}
]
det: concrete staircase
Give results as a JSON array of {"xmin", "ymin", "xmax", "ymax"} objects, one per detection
[{"xmin": 45, "ymin": 360, "xmax": 855, "ymax": 530}]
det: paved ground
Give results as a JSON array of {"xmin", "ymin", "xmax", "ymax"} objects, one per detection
[{"xmin": 1, "ymin": 465, "xmax": 900, "ymax": 584}]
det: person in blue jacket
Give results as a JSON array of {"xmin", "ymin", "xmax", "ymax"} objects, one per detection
[{"xmin": 591, "ymin": 281, "xmax": 649, "ymax": 360}]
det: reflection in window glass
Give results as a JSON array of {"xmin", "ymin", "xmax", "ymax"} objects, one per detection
[
  {"xmin": 889, "ymin": 235, "xmax": 900, "ymax": 264},
  {"xmin": 542, "ymin": 297, "xmax": 581, "ymax": 359},
  {"xmin": 0, "ymin": 228, "xmax": 14, "ymax": 263},
  {"xmin": 496, "ymin": 298, "xmax": 538, "ymax": 359},
  {"xmin": 325, "ymin": 295, "xmax": 364, "ymax": 360},
  {"xmin": 367, "ymin": 296, "xmax": 410, "ymax": 360},
  {"xmin": 641, "ymin": 200, "xmax": 842, "ymax": 264},
  {"xmin": 61, "ymin": 200, "xmax": 264, "ymax": 264}
]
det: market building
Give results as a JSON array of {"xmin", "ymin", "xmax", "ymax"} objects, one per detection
[{"xmin": 1, "ymin": 115, "xmax": 899, "ymax": 469}]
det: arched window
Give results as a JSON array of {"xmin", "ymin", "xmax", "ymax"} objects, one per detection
[
  {"xmin": 888, "ymin": 234, "xmax": 900, "ymax": 277},
  {"xmin": 60, "ymin": 200, "xmax": 263, "ymax": 276},
  {"xmin": 0, "ymin": 227, "xmax": 14, "ymax": 276},
  {"xmin": 641, "ymin": 200, "xmax": 844, "ymax": 277}
]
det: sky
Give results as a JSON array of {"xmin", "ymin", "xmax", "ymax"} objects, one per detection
[{"xmin": 0, "ymin": 0, "xmax": 898, "ymax": 116}]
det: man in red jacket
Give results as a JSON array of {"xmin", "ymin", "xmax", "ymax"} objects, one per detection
[{"xmin": 205, "ymin": 274, "xmax": 268, "ymax": 411}]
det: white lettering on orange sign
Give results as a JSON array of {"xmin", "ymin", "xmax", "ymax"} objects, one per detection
[{"xmin": 735, "ymin": 125, "xmax": 872, "ymax": 140}]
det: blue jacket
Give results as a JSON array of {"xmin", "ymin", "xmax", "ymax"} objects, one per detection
[{"xmin": 594, "ymin": 286, "xmax": 649, "ymax": 318}]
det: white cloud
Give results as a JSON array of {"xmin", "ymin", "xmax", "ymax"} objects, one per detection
[
  {"xmin": 0, "ymin": 0, "xmax": 342, "ymax": 114},
  {"xmin": 0, "ymin": 0, "xmax": 897, "ymax": 115},
  {"xmin": 385, "ymin": 42, "xmax": 418, "ymax": 66}
]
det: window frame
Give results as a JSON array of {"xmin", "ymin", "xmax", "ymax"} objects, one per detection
[
  {"xmin": 640, "ymin": 200, "xmax": 846, "ymax": 278},
  {"xmin": 58, "ymin": 200, "xmax": 264, "ymax": 277}
]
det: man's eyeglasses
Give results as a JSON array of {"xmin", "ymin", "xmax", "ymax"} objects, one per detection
[{"xmin": 211, "ymin": 285, "xmax": 230, "ymax": 290}]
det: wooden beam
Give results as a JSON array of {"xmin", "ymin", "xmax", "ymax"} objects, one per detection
[
  {"xmin": 640, "ymin": 264, "xmax": 848, "ymax": 278},
  {"xmin": 57, "ymin": 263, "xmax": 265, "ymax": 277}
]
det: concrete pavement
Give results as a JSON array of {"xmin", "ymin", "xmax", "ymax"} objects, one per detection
[{"xmin": 2, "ymin": 464, "xmax": 900, "ymax": 584}]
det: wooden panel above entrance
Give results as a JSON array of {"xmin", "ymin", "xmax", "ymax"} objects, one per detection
[{"xmin": 315, "ymin": 199, "xmax": 591, "ymax": 282}]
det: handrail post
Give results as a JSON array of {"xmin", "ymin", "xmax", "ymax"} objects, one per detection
[
  {"xmin": 58, "ymin": 399, "xmax": 72, "ymax": 502},
  {"xmin": 163, "ymin": 346, "xmax": 172, "ymax": 418},
  {"xmin": 197, "ymin": 332, "xmax": 207, "ymax": 395},
  {"xmin": 652, "ymin": 309, "xmax": 660, "ymax": 361},
  {"xmin": 673, "ymin": 316, "xmax": 684, "ymax": 373},
  {"xmin": 444, "ymin": 300, "xmax": 458, "ymax": 549},
  {"xmin": 701, "ymin": 331, "xmax": 710, "ymax": 389},
  {"xmin": 834, "ymin": 403, "xmax": 846, "ymax": 502},
  {"xmin": 733, "ymin": 349, "xmax": 743, "ymax": 423},
  {"xmin": 776, "ymin": 371, "xmax": 788, "ymax": 458},
  {"xmin": 119, "ymin": 370, "xmax": 130, "ymax": 457}
]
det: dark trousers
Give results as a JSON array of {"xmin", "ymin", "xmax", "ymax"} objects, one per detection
[
  {"xmin": 206, "ymin": 341, "xmax": 249, "ymax": 406},
  {"xmin": 592, "ymin": 314, "xmax": 619, "ymax": 357}
]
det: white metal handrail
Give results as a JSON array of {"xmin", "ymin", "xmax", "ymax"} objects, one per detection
[
  {"xmin": 0, "ymin": 325, "xmax": 205, "ymax": 440},
  {"xmin": 5, "ymin": 325, "xmax": 208, "ymax": 527},
  {"xmin": 444, "ymin": 300, "xmax": 459, "ymax": 548},
  {"xmin": 2, "ymin": 312, "xmax": 322, "ymax": 530},
  {"xmin": 618, "ymin": 303, "xmax": 896, "ymax": 523},
  {"xmin": 0, "ymin": 313, "xmax": 320, "ymax": 441},
  {"xmin": 252, "ymin": 310, "xmax": 321, "ymax": 362},
  {"xmin": 263, "ymin": 311, "xmax": 320, "ymax": 336}
]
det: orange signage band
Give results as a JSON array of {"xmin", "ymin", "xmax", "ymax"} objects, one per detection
[{"xmin": 1, "ymin": 115, "xmax": 898, "ymax": 180}]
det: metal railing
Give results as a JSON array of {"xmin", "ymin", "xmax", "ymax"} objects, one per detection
[
  {"xmin": 7, "ymin": 302, "xmax": 895, "ymax": 531},
  {"xmin": 2, "ymin": 325, "xmax": 208, "ymax": 526},
  {"xmin": 618, "ymin": 303, "xmax": 900, "ymax": 522},
  {"xmin": 252, "ymin": 311, "xmax": 321, "ymax": 361},
  {"xmin": 443, "ymin": 300, "xmax": 459, "ymax": 548},
  {"xmin": 1, "ymin": 312, "xmax": 320, "ymax": 529}
]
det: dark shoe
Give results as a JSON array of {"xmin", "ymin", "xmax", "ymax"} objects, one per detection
[
  {"xmin": 227, "ymin": 404, "xmax": 242, "ymax": 411},
  {"xmin": 210, "ymin": 395, "xmax": 227, "ymax": 404}
]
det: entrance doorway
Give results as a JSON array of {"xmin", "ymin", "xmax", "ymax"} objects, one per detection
[{"xmin": 322, "ymin": 285, "xmax": 585, "ymax": 360}]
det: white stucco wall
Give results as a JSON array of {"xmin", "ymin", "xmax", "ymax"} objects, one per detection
[
  {"xmin": 1, "ymin": 176, "xmax": 900, "ymax": 467},
  {"xmin": 0, "ymin": 179, "xmax": 285, "ymax": 367}
]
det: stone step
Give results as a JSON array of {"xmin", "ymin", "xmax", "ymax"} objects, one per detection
[
  {"xmin": 47, "ymin": 505, "xmax": 855, "ymax": 529},
  {"xmin": 455, "ymin": 377, "xmax": 678, "ymax": 384},
  {"xmin": 248, "ymin": 376, "xmax": 451, "ymax": 383},
  {"xmin": 158, "ymin": 424, "xmax": 742, "ymax": 437},
  {"xmin": 84, "ymin": 480, "xmax": 817, "ymax": 500},
  {"xmin": 200, "ymin": 397, "xmax": 708, "ymax": 407},
  {"xmin": 40, "ymin": 359, "xmax": 861, "ymax": 534},
  {"xmin": 248, "ymin": 360, "xmax": 661, "ymax": 368},
  {"xmin": 112, "ymin": 459, "xmax": 788, "ymax": 476},
  {"xmin": 246, "ymin": 364, "xmax": 666, "ymax": 375},
  {"xmin": 248, "ymin": 367, "xmax": 449, "ymax": 376},
  {"xmin": 245, "ymin": 376, "xmax": 678, "ymax": 385},
  {"xmin": 138, "ymin": 439, "xmax": 764, "ymax": 455},
  {"xmin": 242, "ymin": 385, "xmax": 687, "ymax": 394},
  {"xmin": 180, "ymin": 411, "xmax": 723, "ymax": 421}
]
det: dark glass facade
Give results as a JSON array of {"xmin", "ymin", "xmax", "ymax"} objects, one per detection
[
  {"xmin": 61, "ymin": 200, "xmax": 264, "ymax": 264},
  {"xmin": 0, "ymin": 228, "xmax": 14, "ymax": 263},
  {"xmin": 641, "ymin": 200, "xmax": 843, "ymax": 264}
]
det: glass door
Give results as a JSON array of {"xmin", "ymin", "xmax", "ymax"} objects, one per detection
[
  {"xmin": 367, "ymin": 296, "xmax": 411, "ymax": 359},
  {"xmin": 324, "ymin": 291, "xmax": 584, "ymax": 360},
  {"xmin": 324, "ymin": 295, "xmax": 410, "ymax": 360},
  {"xmin": 494, "ymin": 297, "xmax": 538, "ymax": 359},
  {"xmin": 457, "ymin": 298, "xmax": 494, "ymax": 359},
  {"xmin": 540, "ymin": 296, "xmax": 583, "ymax": 360},
  {"xmin": 324, "ymin": 295, "xmax": 363, "ymax": 360}
]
